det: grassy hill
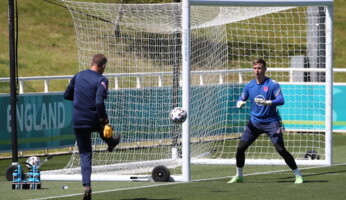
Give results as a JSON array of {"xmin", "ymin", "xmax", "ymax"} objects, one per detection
[
  {"xmin": 0, "ymin": 0, "xmax": 78, "ymax": 92},
  {"xmin": 0, "ymin": 0, "xmax": 345, "ymax": 92},
  {"xmin": 333, "ymin": 0, "xmax": 346, "ymax": 80}
]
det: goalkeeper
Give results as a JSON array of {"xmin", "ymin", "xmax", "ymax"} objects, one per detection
[
  {"xmin": 229, "ymin": 58, "xmax": 303, "ymax": 184},
  {"xmin": 64, "ymin": 54, "xmax": 120, "ymax": 200}
]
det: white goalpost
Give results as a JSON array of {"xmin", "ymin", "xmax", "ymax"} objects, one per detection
[{"xmin": 41, "ymin": 0, "xmax": 333, "ymax": 182}]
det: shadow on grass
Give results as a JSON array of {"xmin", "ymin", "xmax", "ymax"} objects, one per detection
[
  {"xmin": 301, "ymin": 169, "xmax": 346, "ymax": 177},
  {"xmin": 273, "ymin": 168, "xmax": 346, "ymax": 183},
  {"xmin": 121, "ymin": 199, "xmax": 180, "ymax": 200},
  {"xmin": 210, "ymin": 190, "xmax": 230, "ymax": 193}
]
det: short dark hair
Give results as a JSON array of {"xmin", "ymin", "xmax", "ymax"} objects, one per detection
[
  {"xmin": 253, "ymin": 58, "xmax": 266, "ymax": 68},
  {"xmin": 92, "ymin": 54, "xmax": 107, "ymax": 67}
]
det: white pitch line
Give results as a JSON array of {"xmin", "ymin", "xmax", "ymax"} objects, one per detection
[
  {"xmin": 30, "ymin": 182, "xmax": 182, "ymax": 200},
  {"xmin": 30, "ymin": 163, "xmax": 346, "ymax": 200}
]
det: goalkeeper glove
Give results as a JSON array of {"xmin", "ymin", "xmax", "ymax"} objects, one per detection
[
  {"xmin": 103, "ymin": 124, "xmax": 113, "ymax": 138},
  {"xmin": 236, "ymin": 100, "xmax": 246, "ymax": 109},
  {"xmin": 254, "ymin": 98, "xmax": 272, "ymax": 106}
]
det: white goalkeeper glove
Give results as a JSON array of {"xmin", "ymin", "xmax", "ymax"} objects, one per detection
[
  {"xmin": 236, "ymin": 100, "xmax": 246, "ymax": 109},
  {"xmin": 254, "ymin": 98, "xmax": 272, "ymax": 106}
]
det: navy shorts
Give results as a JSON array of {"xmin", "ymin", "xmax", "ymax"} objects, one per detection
[{"xmin": 240, "ymin": 121, "xmax": 284, "ymax": 145}]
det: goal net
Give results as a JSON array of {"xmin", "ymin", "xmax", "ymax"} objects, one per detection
[{"xmin": 42, "ymin": 0, "xmax": 333, "ymax": 181}]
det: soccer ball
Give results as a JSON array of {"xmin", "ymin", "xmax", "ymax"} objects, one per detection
[
  {"xmin": 169, "ymin": 107, "xmax": 187, "ymax": 124},
  {"xmin": 26, "ymin": 156, "xmax": 41, "ymax": 168}
]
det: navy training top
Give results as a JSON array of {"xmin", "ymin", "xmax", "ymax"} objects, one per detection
[
  {"xmin": 64, "ymin": 69, "xmax": 108, "ymax": 129},
  {"xmin": 238, "ymin": 77, "xmax": 284, "ymax": 124}
]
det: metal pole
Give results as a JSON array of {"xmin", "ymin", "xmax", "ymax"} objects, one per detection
[
  {"xmin": 325, "ymin": 5, "xmax": 333, "ymax": 166},
  {"xmin": 181, "ymin": 0, "xmax": 191, "ymax": 182},
  {"xmin": 171, "ymin": 0, "xmax": 181, "ymax": 158},
  {"xmin": 172, "ymin": 2, "xmax": 181, "ymax": 106},
  {"xmin": 8, "ymin": 0, "xmax": 18, "ymax": 164}
]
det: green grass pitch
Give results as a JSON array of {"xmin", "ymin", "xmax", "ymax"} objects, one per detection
[{"xmin": 1, "ymin": 134, "xmax": 346, "ymax": 200}]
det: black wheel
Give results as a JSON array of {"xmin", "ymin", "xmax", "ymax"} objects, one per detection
[
  {"xmin": 304, "ymin": 150, "xmax": 320, "ymax": 160},
  {"xmin": 5, "ymin": 165, "xmax": 18, "ymax": 181},
  {"xmin": 152, "ymin": 165, "xmax": 170, "ymax": 182}
]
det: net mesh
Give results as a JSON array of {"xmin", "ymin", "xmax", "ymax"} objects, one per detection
[{"xmin": 43, "ymin": 1, "xmax": 329, "ymax": 178}]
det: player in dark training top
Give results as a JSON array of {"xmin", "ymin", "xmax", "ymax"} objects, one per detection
[
  {"xmin": 228, "ymin": 58, "xmax": 303, "ymax": 184},
  {"xmin": 64, "ymin": 54, "xmax": 120, "ymax": 199}
]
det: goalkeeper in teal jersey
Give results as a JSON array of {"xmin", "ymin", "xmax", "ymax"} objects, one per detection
[{"xmin": 229, "ymin": 58, "xmax": 303, "ymax": 184}]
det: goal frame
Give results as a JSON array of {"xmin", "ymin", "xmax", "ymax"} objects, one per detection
[{"xmin": 181, "ymin": 0, "xmax": 334, "ymax": 182}]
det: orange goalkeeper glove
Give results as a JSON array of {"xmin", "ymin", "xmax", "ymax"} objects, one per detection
[{"xmin": 103, "ymin": 124, "xmax": 113, "ymax": 138}]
